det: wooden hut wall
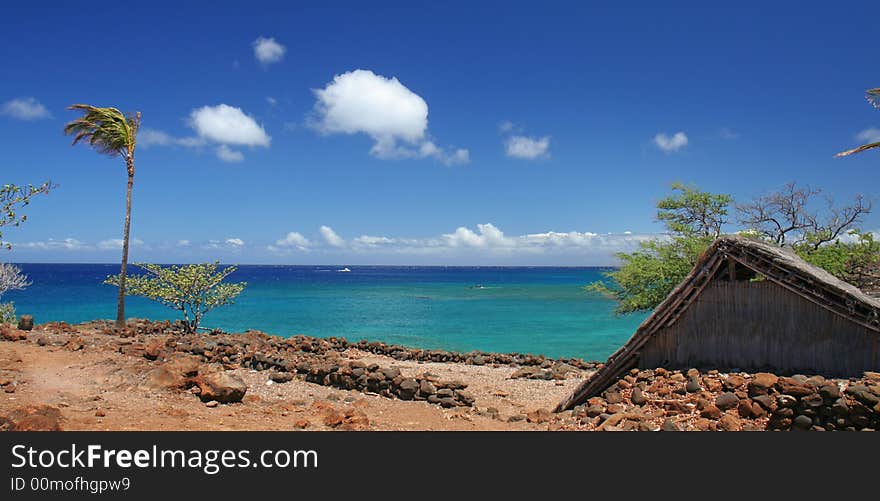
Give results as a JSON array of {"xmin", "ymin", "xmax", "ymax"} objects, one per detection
[{"xmin": 639, "ymin": 280, "xmax": 880, "ymax": 376}]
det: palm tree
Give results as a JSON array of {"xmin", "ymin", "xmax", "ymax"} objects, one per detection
[
  {"xmin": 64, "ymin": 105, "xmax": 141, "ymax": 329},
  {"xmin": 836, "ymin": 88, "xmax": 880, "ymax": 157}
]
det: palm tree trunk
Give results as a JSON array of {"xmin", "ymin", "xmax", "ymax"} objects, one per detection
[{"xmin": 115, "ymin": 166, "xmax": 134, "ymax": 329}]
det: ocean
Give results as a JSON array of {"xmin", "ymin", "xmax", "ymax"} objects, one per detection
[{"xmin": 3, "ymin": 264, "xmax": 646, "ymax": 361}]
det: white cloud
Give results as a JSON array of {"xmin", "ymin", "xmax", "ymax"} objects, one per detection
[
  {"xmin": 177, "ymin": 240, "xmax": 191, "ymax": 247},
  {"xmin": 16, "ymin": 238, "xmax": 88, "ymax": 251},
  {"xmin": 216, "ymin": 144, "xmax": 244, "ymax": 163},
  {"xmin": 271, "ymin": 232, "xmax": 311, "ymax": 252},
  {"xmin": 253, "ymin": 37, "xmax": 286, "ymax": 65},
  {"xmin": 310, "ymin": 69, "xmax": 468, "ymax": 164},
  {"xmin": 97, "ymin": 238, "xmax": 144, "ymax": 250},
  {"xmin": 320, "ymin": 226, "xmax": 345, "ymax": 247},
  {"xmin": 856, "ymin": 127, "xmax": 880, "ymax": 144},
  {"xmin": 189, "ymin": 104, "xmax": 271, "ymax": 147},
  {"xmin": 266, "ymin": 96, "xmax": 278, "ymax": 107},
  {"xmin": 1, "ymin": 97, "xmax": 51, "ymax": 120},
  {"xmin": 654, "ymin": 132, "xmax": 688, "ymax": 153},
  {"xmin": 139, "ymin": 128, "xmax": 204, "ymax": 148},
  {"xmin": 505, "ymin": 135, "xmax": 551, "ymax": 159},
  {"xmin": 225, "ymin": 238, "xmax": 245, "ymax": 247}
]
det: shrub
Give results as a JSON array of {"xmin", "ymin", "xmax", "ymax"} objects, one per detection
[{"xmin": 105, "ymin": 262, "xmax": 246, "ymax": 333}]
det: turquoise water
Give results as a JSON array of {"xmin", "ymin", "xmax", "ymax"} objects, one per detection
[{"xmin": 4, "ymin": 264, "xmax": 646, "ymax": 360}]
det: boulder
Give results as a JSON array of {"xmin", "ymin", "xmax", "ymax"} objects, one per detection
[
  {"xmin": 715, "ymin": 392, "xmax": 740, "ymax": 411},
  {"xmin": 195, "ymin": 371, "xmax": 247, "ymax": 403},
  {"xmin": 17, "ymin": 315, "xmax": 34, "ymax": 331},
  {"xmin": 2, "ymin": 405, "xmax": 62, "ymax": 431},
  {"xmin": 631, "ymin": 387, "xmax": 647, "ymax": 406},
  {"xmin": 0, "ymin": 325, "xmax": 27, "ymax": 342},
  {"xmin": 748, "ymin": 373, "xmax": 778, "ymax": 396}
]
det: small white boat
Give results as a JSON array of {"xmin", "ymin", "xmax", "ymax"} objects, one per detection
[{"xmin": 337, "ymin": 267, "xmax": 351, "ymax": 272}]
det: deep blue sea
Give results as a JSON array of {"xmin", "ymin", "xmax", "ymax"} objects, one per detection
[{"xmin": 3, "ymin": 264, "xmax": 646, "ymax": 361}]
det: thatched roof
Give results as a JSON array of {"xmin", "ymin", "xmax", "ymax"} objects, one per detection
[{"xmin": 556, "ymin": 235, "xmax": 880, "ymax": 411}]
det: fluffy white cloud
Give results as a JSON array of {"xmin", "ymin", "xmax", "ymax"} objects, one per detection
[
  {"xmin": 320, "ymin": 226, "xmax": 345, "ymax": 247},
  {"xmin": 177, "ymin": 240, "xmax": 191, "ymax": 247},
  {"xmin": 216, "ymin": 144, "xmax": 244, "ymax": 163},
  {"xmin": 189, "ymin": 104, "xmax": 271, "ymax": 147},
  {"xmin": 253, "ymin": 37, "xmax": 286, "ymax": 65},
  {"xmin": 505, "ymin": 135, "xmax": 551, "ymax": 159},
  {"xmin": 310, "ymin": 69, "xmax": 468, "ymax": 164},
  {"xmin": 270, "ymin": 232, "xmax": 311, "ymax": 252},
  {"xmin": 654, "ymin": 132, "xmax": 688, "ymax": 153},
  {"xmin": 1, "ymin": 97, "xmax": 51, "ymax": 120},
  {"xmin": 225, "ymin": 238, "xmax": 245, "ymax": 247},
  {"xmin": 856, "ymin": 127, "xmax": 880, "ymax": 144}
]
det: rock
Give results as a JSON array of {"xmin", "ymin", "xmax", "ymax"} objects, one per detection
[
  {"xmin": 270, "ymin": 371, "xmax": 294, "ymax": 383},
  {"xmin": 777, "ymin": 377, "xmax": 814, "ymax": 397},
  {"xmin": 631, "ymin": 387, "xmax": 647, "ymax": 406},
  {"xmin": 737, "ymin": 399, "xmax": 756, "ymax": 418},
  {"xmin": 507, "ymin": 413, "xmax": 526, "ymax": 422},
  {"xmin": 723, "ymin": 375, "xmax": 746, "ymax": 390},
  {"xmin": 0, "ymin": 325, "xmax": 27, "ymax": 342},
  {"xmin": 604, "ymin": 391, "xmax": 623, "ymax": 404},
  {"xmin": 818, "ymin": 383, "xmax": 841, "ymax": 400},
  {"xmin": 719, "ymin": 414, "xmax": 742, "ymax": 431},
  {"xmin": 776, "ymin": 394, "xmax": 798, "ymax": 408},
  {"xmin": 715, "ymin": 392, "xmax": 740, "ymax": 411},
  {"xmin": 748, "ymin": 373, "xmax": 778, "ymax": 396},
  {"xmin": 752, "ymin": 394, "xmax": 775, "ymax": 411},
  {"xmin": 144, "ymin": 338, "xmax": 165, "ymax": 360},
  {"xmin": 661, "ymin": 418, "xmax": 681, "ymax": 431},
  {"xmin": 471, "ymin": 355, "xmax": 486, "ymax": 366},
  {"xmin": 792, "ymin": 415, "xmax": 813, "ymax": 431},
  {"xmin": 700, "ymin": 405, "xmax": 722, "ymax": 419},
  {"xmin": 846, "ymin": 384, "xmax": 880, "ymax": 407},
  {"xmin": 65, "ymin": 335, "xmax": 84, "ymax": 351},
  {"xmin": 2, "ymin": 405, "xmax": 62, "ymax": 431},
  {"xmin": 195, "ymin": 371, "xmax": 247, "ymax": 403},
  {"xmin": 294, "ymin": 419, "xmax": 310, "ymax": 429},
  {"xmin": 686, "ymin": 377, "xmax": 702, "ymax": 393},
  {"xmin": 526, "ymin": 408, "xmax": 552, "ymax": 424},
  {"xmin": 204, "ymin": 400, "xmax": 219, "ymax": 408},
  {"xmin": 419, "ymin": 380, "xmax": 437, "ymax": 396},
  {"xmin": 586, "ymin": 405, "xmax": 605, "ymax": 417},
  {"xmin": 454, "ymin": 390, "xmax": 475, "ymax": 406},
  {"xmin": 17, "ymin": 315, "xmax": 34, "ymax": 331},
  {"xmin": 397, "ymin": 378, "xmax": 419, "ymax": 400}
]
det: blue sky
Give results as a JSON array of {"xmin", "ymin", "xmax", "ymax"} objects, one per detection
[{"xmin": 1, "ymin": 1, "xmax": 878, "ymax": 265}]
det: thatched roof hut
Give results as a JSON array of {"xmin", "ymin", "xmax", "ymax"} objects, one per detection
[{"xmin": 557, "ymin": 235, "xmax": 880, "ymax": 411}]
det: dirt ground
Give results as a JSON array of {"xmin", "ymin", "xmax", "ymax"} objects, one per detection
[{"xmin": 0, "ymin": 329, "xmax": 586, "ymax": 431}]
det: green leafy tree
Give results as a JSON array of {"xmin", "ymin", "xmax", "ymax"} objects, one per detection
[
  {"xmin": 836, "ymin": 88, "xmax": 880, "ymax": 157},
  {"xmin": 64, "ymin": 104, "xmax": 141, "ymax": 329},
  {"xmin": 104, "ymin": 262, "xmax": 246, "ymax": 333},
  {"xmin": 588, "ymin": 183, "xmax": 730, "ymax": 314},
  {"xmin": 1, "ymin": 182, "xmax": 53, "ymax": 249},
  {"xmin": 795, "ymin": 230, "xmax": 880, "ymax": 292},
  {"xmin": 657, "ymin": 182, "xmax": 733, "ymax": 238}
]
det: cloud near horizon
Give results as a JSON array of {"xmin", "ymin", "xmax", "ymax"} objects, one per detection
[{"xmin": 309, "ymin": 69, "xmax": 469, "ymax": 165}]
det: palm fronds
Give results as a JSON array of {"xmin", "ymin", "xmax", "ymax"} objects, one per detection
[
  {"xmin": 836, "ymin": 87, "xmax": 880, "ymax": 157},
  {"xmin": 835, "ymin": 141, "xmax": 880, "ymax": 158},
  {"xmin": 63, "ymin": 104, "xmax": 140, "ymax": 158}
]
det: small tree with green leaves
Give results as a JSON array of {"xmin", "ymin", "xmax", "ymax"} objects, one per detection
[
  {"xmin": 587, "ymin": 183, "xmax": 730, "ymax": 314},
  {"xmin": 657, "ymin": 182, "xmax": 733, "ymax": 238},
  {"xmin": 104, "ymin": 262, "xmax": 246, "ymax": 333},
  {"xmin": 1, "ymin": 181, "xmax": 53, "ymax": 249}
]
